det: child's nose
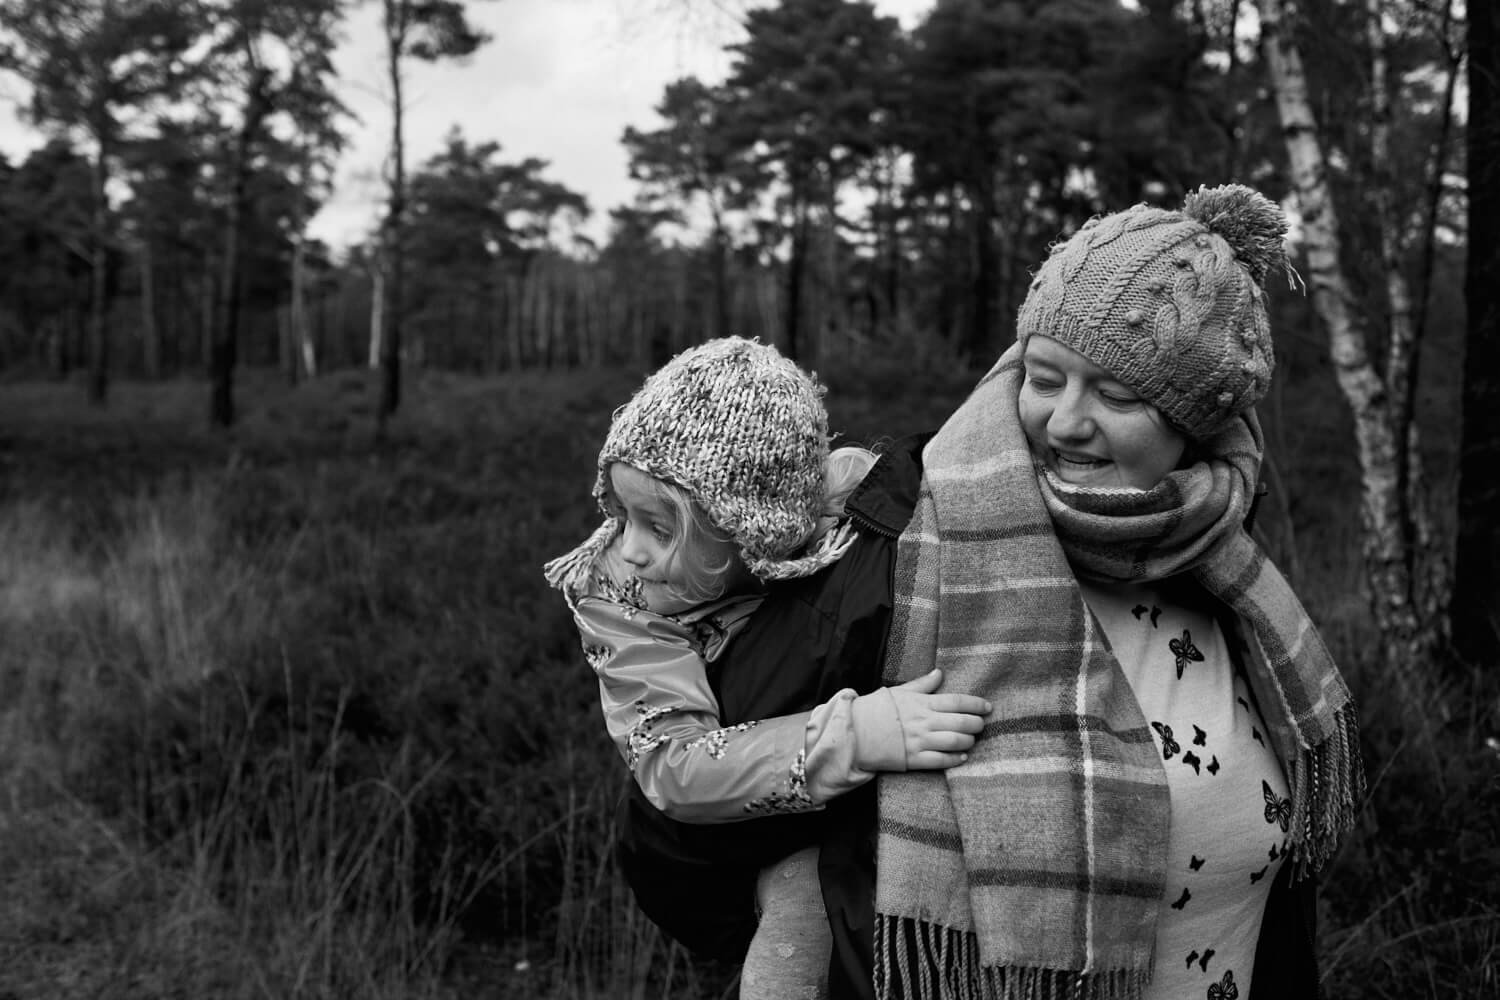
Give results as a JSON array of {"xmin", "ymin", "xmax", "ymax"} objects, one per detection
[{"xmin": 619, "ymin": 523, "xmax": 651, "ymax": 567}]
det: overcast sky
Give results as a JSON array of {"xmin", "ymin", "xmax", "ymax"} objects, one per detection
[{"xmin": 0, "ymin": 0, "xmax": 934, "ymax": 251}]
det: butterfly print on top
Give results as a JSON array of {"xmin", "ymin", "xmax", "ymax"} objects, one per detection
[
  {"xmin": 1262, "ymin": 779, "xmax": 1292, "ymax": 832},
  {"xmin": 1152, "ymin": 721, "xmax": 1180, "ymax": 759},
  {"xmin": 1169, "ymin": 629, "xmax": 1205, "ymax": 679},
  {"xmin": 1207, "ymin": 969, "xmax": 1239, "ymax": 1000}
]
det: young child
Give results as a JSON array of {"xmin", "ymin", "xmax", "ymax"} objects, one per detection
[{"xmin": 545, "ymin": 337, "xmax": 988, "ymax": 1000}]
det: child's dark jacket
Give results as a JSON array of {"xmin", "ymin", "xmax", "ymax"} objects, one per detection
[{"xmin": 613, "ymin": 435, "xmax": 1319, "ymax": 1000}]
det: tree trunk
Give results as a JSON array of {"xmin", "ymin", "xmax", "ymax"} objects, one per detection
[
  {"xmin": 379, "ymin": 0, "xmax": 407, "ymax": 429},
  {"xmin": 1365, "ymin": 0, "xmax": 1451, "ymax": 645},
  {"xmin": 87, "ymin": 126, "xmax": 110, "ymax": 405},
  {"xmin": 200, "ymin": 271, "xmax": 215, "ymax": 372},
  {"xmin": 785, "ymin": 194, "xmax": 809, "ymax": 362},
  {"xmin": 1256, "ymin": 0, "xmax": 1437, "ymax": 663},
  {"xmin": 212, "ymin": 67, "xmax": 274, "ymax": 428},
  {"xmin": 291, "ymin": 236, "xmax": 316, "ymax": 379},
  {"xmin": 711, "ymin": 207, "xmax": 731, "ymax": 340},
  {"xmin": 140, "ymin": 240, "xmax": 160, "ymax": 379},
  {"xmin": 368, "ymin": 263, "xmax": 384, "ymax": 369},
  {"xmin": 1455, "ymin": 0, "xmax": 1500, "ymax": 665}
]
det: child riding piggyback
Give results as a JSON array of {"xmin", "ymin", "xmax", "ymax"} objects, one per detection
[{"xmin": 545, "ymin": 337, "xmax": 987, "ymax": 999}]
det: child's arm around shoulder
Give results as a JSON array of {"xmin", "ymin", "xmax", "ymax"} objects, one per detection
[
  {"xmin": 573, "ymin": 595, "xmax": 823, "ymax": 823},
  {"xmin": 575, "ymin": 594, "xmax": 990, "ymax": 821},
  {"xmin": 560, "ymin": 525, "xmax": 990, "ymax": 823}
]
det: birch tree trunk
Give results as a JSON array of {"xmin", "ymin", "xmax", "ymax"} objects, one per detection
[
  {"xmin": 1364, "ymin": 0, "xmax": 1451, "ymax": 644},
  {"xmin": 368, "ymin": 264, "xmax": 384, "ymax": 369},
  {"xmin": 291, "ymin": 236, "xmax": 316, "ymax": 378},
  {"xmin": 1256, "ymin": 0, "xmax": 1441, "ymax": 663}
]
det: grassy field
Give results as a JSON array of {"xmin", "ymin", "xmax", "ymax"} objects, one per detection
[{"xmin": 0, "ymin": 358, "xmax": 1496, "ymax": 999}]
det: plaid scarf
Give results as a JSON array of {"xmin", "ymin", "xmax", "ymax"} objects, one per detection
[{"xmin": 873, "ymin": 345, "xmax": 1364, "ymax": 1000}]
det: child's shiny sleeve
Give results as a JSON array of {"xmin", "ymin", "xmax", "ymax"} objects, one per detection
[{"xmin": 572, "ymin": 597, "xmax": 824, "ymax": 823}]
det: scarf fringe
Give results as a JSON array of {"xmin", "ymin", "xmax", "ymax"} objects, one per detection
[
  {"xmin": 542, "ymin": 519, "xmax": 618, "ymax": 602},
  {"xmin": 875, "ymin": 915, "xmax": 1150, "ymax": 1000},
  {"xmin": 1290, "ymin": 704, "xmax": 1365, "ymax": 879}
]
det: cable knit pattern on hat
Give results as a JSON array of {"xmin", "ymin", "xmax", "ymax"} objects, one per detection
[
  {"xmin": 1017, "ymin": 184, "xmax": 1287, "ymax": 440},
  {"xmin": 594, "ymin": 337, "xmax": 832, "ymax": 578}
]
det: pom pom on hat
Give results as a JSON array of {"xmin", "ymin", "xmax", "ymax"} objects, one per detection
[
  {"xmin": 1182, "ymin": 185, "xmax": 1289, "ymax": 286},
  {"xmin": 1017, "ymin": 183, "xmax": 1288, "ymax": 440}
]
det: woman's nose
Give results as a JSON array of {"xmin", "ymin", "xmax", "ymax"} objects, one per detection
[{"xmin": 1047, "ymin": 388, "xmax": 1094, "ymax": 440}]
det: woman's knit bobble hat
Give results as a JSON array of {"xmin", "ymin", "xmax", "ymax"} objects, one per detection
[
  {"xmin": 1017, "ymin": 184, "xmax": 1290, "ymax": 440},
  {"xmin": 594, "ymin": 336, "xmax": 832, "ymax": 579}
]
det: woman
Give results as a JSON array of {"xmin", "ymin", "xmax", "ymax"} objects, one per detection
[{"xmin": 873, "ymin": 185, "xmax": 1366, "ymax": 1000}]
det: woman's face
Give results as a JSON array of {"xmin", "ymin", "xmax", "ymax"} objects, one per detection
[{"xmin": 1018, "ymin": 336, "xmax": 1187, "ymax": 491}]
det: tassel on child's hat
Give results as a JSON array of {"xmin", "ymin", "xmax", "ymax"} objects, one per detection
[
  {"xmin": 1017, "ymin": 183, "xmax": 1289, "ymax": 440},
  {"xmin": 545, "ymin": 337, "xmax": 849, "ymax": 597}
]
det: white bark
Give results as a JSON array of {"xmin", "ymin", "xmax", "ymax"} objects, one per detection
[
  {"xmin": 291, "ymin": 236, "xmax": 316, "ymax": 378},
  {"xmin": 1366, "ymin": 0, "xmax": 1449, "ymax": 642},
  {"xmin": 368, "ymin": 264, "xmax": 384, "ymax": 370},
  {"xmin": 1256, "ymin": 0, "xmax": 1433, "ymax": 659}
]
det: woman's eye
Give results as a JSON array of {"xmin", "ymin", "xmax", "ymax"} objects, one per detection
[
  {"xmin": 651, "ymin": 524, "xmax": 673, "ymax": 543},
  {"xmin": 1101, "ymin": 390, "xmax": 1142, "ymax": 407},
  {"xmin": 1026, "ymin": 375, "xmax": 1060, "ymax": 393}
]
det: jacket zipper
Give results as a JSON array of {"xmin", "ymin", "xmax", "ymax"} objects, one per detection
[{"xmin": 846, "ymin": 505, "xmax": 900, "ymax": 539}]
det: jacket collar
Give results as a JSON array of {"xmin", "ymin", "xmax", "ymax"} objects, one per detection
[{"xmin": 845, "ymin": 433, "xmax": 931, "ymax": 537}]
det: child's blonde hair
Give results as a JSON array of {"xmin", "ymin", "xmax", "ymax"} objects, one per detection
[{"xmin": 612, "ymin": 444, "xmax": 880, "ymax": 608}]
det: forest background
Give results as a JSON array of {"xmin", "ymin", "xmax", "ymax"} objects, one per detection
[{"xmin": 0, "ymin": 0, "xmax": 1495, "ymax": 998}]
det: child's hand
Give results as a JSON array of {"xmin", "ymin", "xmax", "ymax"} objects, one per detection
[
  {"xmin": 850, "ymin": 669, "xmax": 991, "ymax": 772},
  {"xmin": 888, "ymin": 669, "xmax": 991, "ymax": 770}
]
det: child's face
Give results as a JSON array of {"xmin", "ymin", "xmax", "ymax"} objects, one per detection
[
  {"xmin": 608, "ymin": 463, "xmax": 741, "ymax": 615},
  {"xmin": 1018, "ymin": 336, "xmax": 1187, "ymax": 491}
]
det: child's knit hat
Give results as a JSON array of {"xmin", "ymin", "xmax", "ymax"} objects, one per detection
[
  {"xmin": 545, "ymin": 337, "xmax": 853, "ymax": 598},
  {"xmin": 1017, "ymin": 184, "xmax": 1289, "ymax": 440}
]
